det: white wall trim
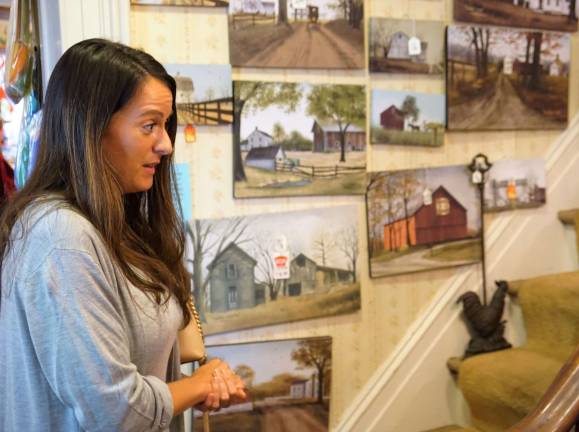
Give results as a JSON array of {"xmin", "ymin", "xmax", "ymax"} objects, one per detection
[{"xmin": 336, "ymin": 113, "xmax": 579, "ymax": 432}]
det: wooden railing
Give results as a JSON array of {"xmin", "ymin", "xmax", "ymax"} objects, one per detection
[
  {"xmin": 177, "ymin": 97, "xmax": 233, "ymax": 126},
  {"xmin": 275, "ymin": 161, "xmax": 365, "ymax": 178}
]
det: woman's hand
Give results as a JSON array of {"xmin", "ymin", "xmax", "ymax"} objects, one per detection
[{"xmin": 195, "ymin": 360, "xmax": 248, "ymax": 412}]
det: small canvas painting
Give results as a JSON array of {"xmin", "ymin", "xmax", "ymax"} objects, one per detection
[
  {"xmin": 369, "ymin": 18, "xmax": 445, "ymax": 75},
  {"xmin": 164, "ymin": 64, "xmax": 233, "ymax": 126},
  {"xmin": 447, "ymin": 25, "xmax": 570, "ymax": 131},
  {"xmin": 366, "ymin": 165, "xmax": 482, "ymax": 278},
  {"xmin": 371, "ymin": 89, "xmax": 445, "ymax": 147},
  {"xmin": 131, "ymin": 0, "xmax": 229, "ymax": 7},
  {"xmin": 454, "ymin": 0, "xmax": 578, "ymax": 32},
  {"xmin": 186, "ymin": 205, "xmax": 360, "ymax": 334},
  {"xmin": 484, "ymin": 158, "xmax": 546, "ymax": 212},
  {"xmin": 194, "ymin": 337, "xmax": 332, "ymax": 432},
  {"xmin": 233, "ymin": 81, "xmax": 366, "ymax": 198},
  {"xmin": 228, "ymin": 0, "xmax": 364, "ymax": 69}
]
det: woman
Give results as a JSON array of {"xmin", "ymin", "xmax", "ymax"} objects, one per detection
[{"xmin": 0, "ymin": 39, "xmax": 245, "ymax": 431}]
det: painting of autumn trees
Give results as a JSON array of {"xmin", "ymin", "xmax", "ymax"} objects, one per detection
[{"xmin": 447, "ymin": 25, "xmax": 570, "ymax": 131}]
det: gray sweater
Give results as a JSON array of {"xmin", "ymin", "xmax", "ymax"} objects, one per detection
[{"xmin": 0, "ymin": 199, "xmax": 185, "ymax": 431}]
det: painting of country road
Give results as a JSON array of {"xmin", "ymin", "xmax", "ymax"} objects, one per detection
[
  {"xmin": 233, "ymin": 81, "xmax": 366, "ymax": 198},
  {"xmin": 446, "ymin": 25, "xmax": 569, "ymax": 131},
  {"xmin": 454, "ymin": 0, "xmax": 578, "ymax": 32},
  {"xmin": 366, "ymin": 165, "xmax": 482, "ymax": 278},
  {"xmin": 194, "ymin": 337, "xmax": 332, "ymax": 432},
  {"xmin": 185, "ymin": 205, "xmax": 360, "ymax": 334},
  {"xmin": 228, "ymin": 0, "xmax": 364, "ymax": 69}
]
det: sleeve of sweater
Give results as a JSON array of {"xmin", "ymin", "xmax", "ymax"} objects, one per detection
[{"xmin": 23, "ymin": 246, "xmax": 174, "ymax": 432}]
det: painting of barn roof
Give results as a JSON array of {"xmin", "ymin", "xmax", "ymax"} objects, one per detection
[
  {"xmin": 195, "ymin": 337, "xmax": 332, "ymax": 431},
  {"xmin": 454, "ymin": 0, "xmax": 578, "ymax": 32},
  {"xmin": 233, "ymin": 81, "xmax": 367, "ymax": 198},
  {"xmin": 446, "ymin": 25, "xmax": 570, "ymax": 131},
  {"xmin": 164, "ymin": 64, "xmax": 233, "ymax": 126},
  {"xmin": 131, "ymin": 0, "xmax": 229, "ymax": 6},
  {"xmin": 369, "ymin": 18, "xmax": 444, "ymax": 75},
  {"xmin": 228, "ymin": 0, "xmax": 364, "ymax": 69},
  {"xmin": 366, "ymin": 165, "xmax": 482, "ymax": 278},
  {"xmin": 371, "ymin": 89, "xmax": 445, "ymax": 147},
  {"xmin": 186, "ymin": 205, "xmax": 360, "ymax": 334}
]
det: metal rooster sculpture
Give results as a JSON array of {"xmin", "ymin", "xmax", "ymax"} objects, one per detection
[{"xmin": 457, "ymin": 280, "xmax": 512, "ymax": 357}]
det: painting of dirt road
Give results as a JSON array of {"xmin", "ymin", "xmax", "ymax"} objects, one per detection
[
  {"xmin": 447, "ymin": 25, "xmax": 569, "ymax": 131},
  {"xmin": 194, "ymin": 337, "xmax": 331, "ymax": 432},
  {"xmin": 455, "ymin": 0, "xmax": 578, "ymax": 32},
  {"xmin": 228, "ymin": 0, "xmax": 364, "ymax": 69},
  {"xmin": 366, "ymin": 165, "xmax": 481, "ymax": 278}
]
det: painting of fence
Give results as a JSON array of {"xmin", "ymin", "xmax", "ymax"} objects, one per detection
[
  {"xmin": 454, "ymin": 0, "xmax": 578, "ymax": 32},
  {"xmin": 228, "ymin": 0, "xmax": 364, "ymax": 69},
  {"xmin": 447, "ymin": 25, "xmax": 569, "ymax": 131},
  {"xmin": 164, "ymin": 64, "xmax": 233, "ymax": 126},
  {"xmin": 369, "ymin": 18, "xmax": 444, "ymax": 75},
  {"xmin": 185, "ymin": 205, "xmax": 360, "ymax": 334},
  {"xmin": 233, "ymin": 81, "xmax": 367, "ymax": 198},
  {"xmin": 131, "ymin": 0, "xmax": 229, "ymax": 7},
  {"xmin": 194, "ymin": 337, "xmax": 332, "ymax": 432},
  {"xmin": 371, "ymin": 89, "xmax": 445, "ymax": 147},
  {"xmin": 366, "ymin": 165, "xmax": 482, "ymax": 278},
  {"xmin": 484, "ymin": 158, "xmax": 546, "ymax": 212}
]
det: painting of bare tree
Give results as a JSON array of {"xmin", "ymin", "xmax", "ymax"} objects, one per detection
[
  {"xmin": 194, "ymin": 337, "xmax": 332, "ymax": 431},
  {"xmin": 366, "ymin": 165, "xmax": 482, "ymax": 278},
  {"xmin": 228, "ymin": 0, "xmax": 364, "ymax": 69},
  {"xmin": 185, "ymin": 206, "xmax": 360, "ymax": 334},
  {"xmin": 455, "ymin": 0, "xmax": 578, "ymax": 32},
  {"xmin": 447, "ymin": 25, "xmax": 570, "ymax": 131},
  {"xmin": 369, "ymin": 18, "xmax": 444, "ymax": 75}
]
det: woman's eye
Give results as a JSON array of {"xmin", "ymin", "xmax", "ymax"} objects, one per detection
[{"xmin": 143, "ymin": 123, "xmax": 155, "ymax": 132}]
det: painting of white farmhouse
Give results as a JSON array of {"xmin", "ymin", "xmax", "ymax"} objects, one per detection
[
  {"xmin": 455, "ymin": 0, "xmax": 578, "ymax": 32},
  {"xmin": 233, "ymin": 81, "xmax": 366, "ymax": 198},
  {"xmin": 484, "ymin": 158, "xmax": 546, "ymax": 212},
  {"xmin": 367, "ymin": 165, "xmax": 482, "ymax": 278},
  {"xmin": 164, "ymin": 64, "xmax": 233, "ymax": 126},
  {"xmin": 194, "ymin": 337, "xmax": 332, "ymax": 431},
  {"xmin": 371, "ymin": 89, "xmax": 445, "ymax": 147},
  {"xmin": 369, "ymin": 18, "xmax": 444, "ymax": 75},
  {"xmin": 131, "ymin": 0, "xmax": 229, "ymax": 7},
  {"xmin": 447, "ymin": 25, "xmax": 570, "ymax": 131},
  {"xmin": 185, "ymin": 205, "xmax": 360, "ymax": 334},
  {"xmin": 228, "ymin": 0, "xmax": 364, "ymax": 69}
]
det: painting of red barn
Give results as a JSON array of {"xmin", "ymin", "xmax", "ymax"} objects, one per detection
[
  {"xmin": 454, "ymin": 0, "xmax": 578, "ymax": 32},
  {"xmin": 194, "ymin": 337, "xmax": 332, "ymax": 432},
  {"xmin": 366, "ymin": 165, "xmax": 482, "ymax": 278},
  {"xmin": 447, "ymin": 25, "xmax": 570, "ymax": 131},
  {"xmin": 228, "ymin": 0, "xmax": 364, "ymax": 69}
]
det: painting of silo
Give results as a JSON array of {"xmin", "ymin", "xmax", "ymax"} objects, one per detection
[
  {"xmin": 369, "ymin": 18, "xmax": 444, "ymax": 75},
  {"xmin": 186, "ymin": 205, "xmax": 360, "ymax": 334},
  {"xmin": 366, "ymin": 165, "xmax": 482, "ymax": 278},
  {"xmin": 164, "ymin": 64, "xmax": 233, "ymax": 126}
]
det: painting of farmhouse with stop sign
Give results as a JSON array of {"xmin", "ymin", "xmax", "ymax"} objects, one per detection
[
  {"xmin": 185, "ymin": 205, "xmax": 360, "ymax": 334},
  {"xmin": 228, "ymin": 0, "xmax": 364, "ymax": 69},
  {"xmin": 194, "ymin": 337, "xmax": 332, "ymax": 431},
  {"xmin": 371, "ymin": 89, "xmax": 445, "ymax": 147},
  {"xmin": 164, "ymin": 64, "xmax": 233, "ymax": 126},
  {"xmin": 369, "ymin": 18, "xmax": 445, "ymax": 75},
  {"xmin": 483, "ymin": 158, "xmax": 546, "ymax": 213},
  {"xmin": 233, "ymin": 81, "xmax": 366, "ymax": 198},
  {"xmin": 366, "ymin": 165, "xmax": 482, "ymax": 278},
  {"xmin": 446, "ymin": 25, "xmax": 570, "ymax": 131},
  {"xmin": 454, "ymin": 0, "xmax": 578, "ymax": 32}
]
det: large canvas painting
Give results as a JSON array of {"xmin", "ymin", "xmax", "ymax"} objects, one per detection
[
  {"xmin": 369, "ymin": 18, "xmax": 444, "ymax": 75},
  {"xmin": 228, "ymin": 0, "xmax": 364, "ymax": 69},
  {"xmin": 233, "ymin": 81, "xmax": 366, "ymax": 198},
  {"xmin": 164, "ymin": 64, "xmax": 233, "ymax": 126},
  {"xmin": 131, "ymin": 0, "xmax": 229, "ymax": 6},
  {"xmin": 366, "ymin": 165, "xmax": 482, "ymax": 278},
  {"xmin": 447, "ymin": 25, "xmax": 570, "ymax": 131},
  {"xmin": 194, "ymin": 337, "xmax": 332, "ymax": 432},
  {"xmin": 484, "ymin": 158, "xmax": 546, "ymax": 212},
  {"xmin": 454, "ymin": 0, "xmax": 578, "ymax": 32},
  {"xmin": 371, "ymin": 89, "xmax": 445, "ymax": 147},
  {"xmin": 186, "ymin": 206, "xmax": 360, "ymax": 334}
]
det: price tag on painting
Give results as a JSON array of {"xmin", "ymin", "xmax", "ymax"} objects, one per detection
[
  {"xmin": 408, "ymin": 37, "xmax": 422, "ymax": 56},
  {"xmin": 271, "ymin": 235, "xmax": 290, "ymax": 280}
]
